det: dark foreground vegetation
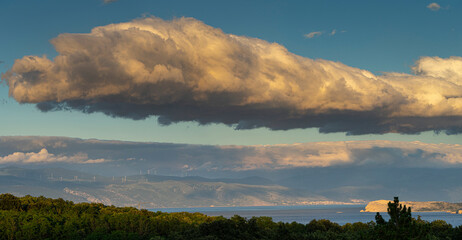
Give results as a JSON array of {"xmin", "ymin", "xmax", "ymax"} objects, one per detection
[{"xmin": 0, "ymin": 194, "xmax": 461, "ymax": 240}]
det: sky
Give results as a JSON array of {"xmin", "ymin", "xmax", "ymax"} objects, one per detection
[{"xmin": 1, "ymin": 0, "xmax": 462, "ymax": 146}]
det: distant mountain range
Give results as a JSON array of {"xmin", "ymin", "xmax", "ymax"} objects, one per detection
[
  {"xmin": 3, "ymin": 165, "xmax": 462, "ymax": 207},
  {"xmin": 0, "ymin": 166, "xmax": 342, "ymax": 208}
]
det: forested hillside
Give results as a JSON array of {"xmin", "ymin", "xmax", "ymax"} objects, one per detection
[{"xmin": 1, "ymin": 194, "xmax": 461, "ymax": 239}]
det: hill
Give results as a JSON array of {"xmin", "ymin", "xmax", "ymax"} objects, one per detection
[{"xmin": 362, "ymin": 200, "xmax": 462, "ymax": 214}]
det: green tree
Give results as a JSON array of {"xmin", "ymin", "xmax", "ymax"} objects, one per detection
[
  {"xmin": 387, "ymin": 197, "xmax": 412, "ymax": 228},
  {"xmin": 375, "ymin": 197, "xmax": 412, "ymax": 228},
  {"xmin": 0, "ymin": 193, "xmax": 21, "ymax": 211},
  {"xmin": 375, "ymin": 212, "xmax": 386, "ymax": 225}
]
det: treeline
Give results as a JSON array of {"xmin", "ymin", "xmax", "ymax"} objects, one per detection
[{"xmin": 0, "ymin": 194, "xmax": 461, "ymax": 240}]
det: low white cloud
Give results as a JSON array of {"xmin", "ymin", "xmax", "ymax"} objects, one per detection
[
  {"xmin": 304, "ymin": 31, "xmax": 323, "ymax": 38},
  {"xmin": 427, "ymin": 3, "xmax": 441, "ymax": 11},
  {"xmin": 230, "ymin": 141, "xmax": 462, "ymax": 170},
  {"xmin": 2, "ymin": 17, "xmax": 462, "ymax": 134},
  {"xmin": 0, "ymin": 148, "xmax": 105, "ymax": 164},
  {"xmin": 0, "ymin": 137, "xmax": 461, "ymax": 172}
]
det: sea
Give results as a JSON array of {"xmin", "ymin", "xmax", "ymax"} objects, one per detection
[{"xmin": 149, "ymin": 205, "xmax": 462, "ymax": 227}]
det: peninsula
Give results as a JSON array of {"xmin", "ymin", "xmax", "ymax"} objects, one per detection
[{"xmin": 362, "ymin": 200, "xmax": 462, "ymax": 214}]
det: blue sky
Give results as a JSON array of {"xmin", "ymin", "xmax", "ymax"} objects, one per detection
[{"xmin": 1, "ymin": 0, "xmax": 462, "ymax": 145}]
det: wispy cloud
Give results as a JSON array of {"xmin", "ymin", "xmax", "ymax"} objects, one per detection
[
  {"xmin": 3, "ymin": 17, "xmax": 462, "ymax": 135},
  {"xmin": 103, "ymin": 0, "xmax": 117, "ymax": 3},
  {"xmin": 305, "ymin": 29, "xmax": 343, "ymax": 38},
  {"xmin": 427, "ymin": 3, "xmax": 441, "ymax": 11},
  {"xmin": 304, "ymin": 31, "xmax": 323, "ymax": 38}
]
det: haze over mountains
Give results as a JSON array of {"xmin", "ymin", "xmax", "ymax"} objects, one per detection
[
  {"xmin": 0, "ymin": 166, "xmax": 331, "ymax": 207},
  {"xmin": 1, "ymin": 136, "xmax": 462, "ymax": 207}
]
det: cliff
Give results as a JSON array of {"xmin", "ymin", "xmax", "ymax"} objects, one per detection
[{"xmin": 362, "ymin": 200, "xmax": 462, "ymax": 214}]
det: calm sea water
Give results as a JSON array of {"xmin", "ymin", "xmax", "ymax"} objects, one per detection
[{"xmin": 149, "ymin": 205, "xmax": 462, "ymax": 226}]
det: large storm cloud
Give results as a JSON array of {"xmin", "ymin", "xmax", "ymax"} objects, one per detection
[{"xmin": 3, "ymin": 17, "xmax": 462, "ymax": 134}]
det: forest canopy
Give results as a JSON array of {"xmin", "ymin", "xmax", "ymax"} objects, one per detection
[{"xmin": 0, "ymin": 194, "xmax": 461, "ymax": 240}]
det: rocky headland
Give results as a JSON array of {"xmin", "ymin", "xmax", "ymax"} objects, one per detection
[{"xmin": 362, "ymin": 200, "xmax": 462, "ymax": 214}]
